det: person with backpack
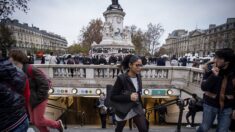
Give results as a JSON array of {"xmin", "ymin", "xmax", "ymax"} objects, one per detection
[
  {"xmin": 110, "ymin": 55, "xmax": 148, "ymax": 132},
  {"xmin": 0, "ymin": 54, "xmax": 29, "ymax": 131},
  {"xmin": 9, "ymin": 49, "xmax": 64, "ymax": 132},
  {"xmin": 197, "ymin": 48, "xmax": 235, "ymax": 132}
]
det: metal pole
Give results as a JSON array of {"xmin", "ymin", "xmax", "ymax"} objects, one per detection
[
  {"xmin": 64, "ymin": 97, "xmax": 69, "ymax": 129},
  {"xmin": 176, "ymin": 99, "xmax": 187, "ymax": 132}
]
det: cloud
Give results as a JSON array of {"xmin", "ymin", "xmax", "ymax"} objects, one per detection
[{"xmin": 11, "ymin": 0, "xmax": 235, "ymax": 45}]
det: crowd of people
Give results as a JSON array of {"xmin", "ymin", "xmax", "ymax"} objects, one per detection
[{"xmin": 1, "ymin": 48, "xmax": 235, "ymax": 132}]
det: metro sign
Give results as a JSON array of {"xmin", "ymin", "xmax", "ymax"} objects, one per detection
[
  {"xmin": 142, "ymin": 88, "xmax": 180, "ymax": 97},
  {"xmin": 48, "ymin": 87, "xmax": 106, "ymax": 97},
  {"xmin": 152, "ymin": 89, "xmax": 166, "ymax": 96}
]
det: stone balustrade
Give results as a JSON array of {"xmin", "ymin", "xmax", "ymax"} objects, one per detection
[{"xmin": 34, "ymin": 64, "xmax": 204, "ymax": 88}]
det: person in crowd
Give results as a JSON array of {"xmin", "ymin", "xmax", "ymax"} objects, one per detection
[
  {"xmin": 109, "ymin": 54, "xmax": 117, "ymax": 65},
  {"xmin": 49, "ymin": 52, "xmax": 57, "ymax": 64},
  {"xmin": 27, "ymin": 53, "xmax": 34, "ymax": 64},
  {"xmin": 9, "ymin": 49, "xmax": 64, "ymax": 132},
  {"xmin": 158, "ymin": 105, "xmax": 167, "ymax": 125},
  {"xmin": 56, "ymin": 55, "xmax": 61, "ymax": 64},
  {"xmin": 186, "ymin": 94, "xmax": 198, "ymax": 128},
  {"xmin": 109, "ymin": 54, "xmax": 118, "ymax": 78},
  {"xmin": 170, "ymin": 55, "xmax": 178, "ymax": 66},
  {"xmin": 92, "ymin": 56, "xmax": 99, "ymax": 65},
  {"xmin": 41, "ymin": 55, "xmax": 45, "ymax": 64},
  {"xmin": 83, "ymin": 56, "xmax": 91, "ymax": 65},
  {"xmin": 67, "ymin": 55, "xmax": 75, "ymax": 77},
  {"xmin": 96, "ymin": 93, "xmax": 108, "ymax": 129},
  {"xmin": 153, "ymin": 100, "xmax": 160, "ymax": 125},
  {"xmin": 98, "ymin": 55, "xmax": 107, "ymax": 77},
  {"xmin": 192, "ymin": 59, "xmax": 200, "ymax": 68},
  {"xmin": 157, "ymin": 57, "xmax": 166, "ymax": 66},
  {"xmin": 197, "ymin": 48, "xmax": 235, "ymax": 132},
  {"xmin": 181, "ymin": 56, "xmax": 187, "ymax": 66},
  {"xmin": 110, "ymin": 55, "xmax": 148, "ymax": 132},
  {"xmin": 74, "ymin": 56, "xmax": 80, "ymax": 64},
  {"xmin": 0, "ymin": 53, "xmax": 29, "ymax": 131},
  {"xmin": 141, "ymin": 56, "xmax": 147, "ymax": 65},
  {"xmin": 116, "ymin": 55, "xmax": 123, "ymax": 76}
]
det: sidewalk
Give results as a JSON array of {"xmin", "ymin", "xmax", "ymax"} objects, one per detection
[{"xmin": 28, "ymin": 125, "xmax": 217, "ymax": 132}]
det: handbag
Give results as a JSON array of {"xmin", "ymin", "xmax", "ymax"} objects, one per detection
[
  {"xmin": 110, "ymin": 99, "xmax": 135, "ymax": 114},
  {"xmin": 110, "ymin": 75, "xmax": 136, "ymax": 115}
]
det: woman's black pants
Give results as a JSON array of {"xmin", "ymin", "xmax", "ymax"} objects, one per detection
[{"xmin": 115, "ymin": 114, "xmax": 148, "ymax": 132}]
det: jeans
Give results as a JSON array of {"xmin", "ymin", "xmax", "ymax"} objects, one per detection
[
  {"xmin": 28, "ymin": 100, "xmax": 60, "ymax": 132},
  {"xmin": 197, "ymin": 104, "xmax": 232, "ymax": 132},
  {"xmin": 12, "ymin": 118, "xmax": 29, "ymax": 132}
]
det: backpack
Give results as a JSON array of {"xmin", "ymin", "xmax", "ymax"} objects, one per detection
[{"xmin": 25, "ymin": 64, "xmax": 52, "ymax": 89}]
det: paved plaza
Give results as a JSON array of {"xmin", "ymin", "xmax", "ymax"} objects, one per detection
[{"xmin": 27, "ymin": 125, "xmax": 217, "ymax": 132}]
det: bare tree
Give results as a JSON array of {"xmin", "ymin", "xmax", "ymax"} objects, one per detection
[
  {"xmin": 130, "ymin": 27, "xmax": 147, "ymax": 55},
  {"xmin": 80, "ymin": 19, "xmax": 103, "ymax": 54},
  {"xmin": 145, "ymin": 23, "xmax": 164, "ymax": 56},
  {"xmin": 0, "ymin": 0, "xmax": 30, "ymax": 19},
  {"xmin": 154, "ymin": 47, "xmax": 166, "ymax": 57}
]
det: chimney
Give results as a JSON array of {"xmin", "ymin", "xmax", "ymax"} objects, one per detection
[{"xmin": 209, "ymin": 24, "xmax": 216, "ymax": 29}]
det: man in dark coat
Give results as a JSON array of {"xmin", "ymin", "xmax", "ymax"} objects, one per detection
[{"xmin": 0, "ymin": 57, "xmax": 29, "ymax": 131}]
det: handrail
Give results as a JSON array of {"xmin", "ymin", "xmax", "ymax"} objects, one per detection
[
  {"xmin": 47, "ymin": 103, "xmax": 66, "ymax": 110},
  {"xmin": 146, "ymin": 98, "xmax": 179, "ymax": 112},
  {"xmin": 48, "ymin": 97, "xmax": 62, "ymax": 101}
]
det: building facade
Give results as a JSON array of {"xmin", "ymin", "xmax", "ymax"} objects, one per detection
[
  {"xmin": 163, "ymin": 18, "xmax": 235, "ymax": 58},
  {"xmin": 1, "ymin": 19, "xmax": 68, "ymax": 54}
]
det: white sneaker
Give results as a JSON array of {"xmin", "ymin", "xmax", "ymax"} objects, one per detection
[
  {"xmin": 57, "ymin": 120, "xmax": 64, "ymax": 132},
  {"xmin": 186, "ymin": 125, "xmax": 192, "ymax": 128}
]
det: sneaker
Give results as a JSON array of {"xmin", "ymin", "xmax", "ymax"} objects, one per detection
[
  {"xmin": 186, "ymin": 124, "xmax": 192, "ymax": 128},
  {"xmin": 57, "ymin": 120, "xmax": 64, "ymax": 132}
]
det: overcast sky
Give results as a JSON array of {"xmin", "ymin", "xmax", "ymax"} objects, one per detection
[{"xmin": 11, "ymin": 0, "xmax": 235, "ymax": 46}]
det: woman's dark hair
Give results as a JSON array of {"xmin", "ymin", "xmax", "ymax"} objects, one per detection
[
  {"xmin": 215, "ymin": 48, "xmax": 235, "ymax": 72},
  {"xmin": 121, "ymin": 55, "xmax": 141, "ymax": 70},
  {"xmin": 9, "ymin": 49, "xmax": 29, "ymax": 64},
  {"xmin": 215, "ymin": 48, "xmax": 234, "ymax": 63}
]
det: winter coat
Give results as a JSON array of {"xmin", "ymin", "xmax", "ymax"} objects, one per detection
[
  {"xmin": 110, "ymin": 72, "xmax": 145, "ymax": 119},
  {"xmin": 0, "ymin": 59, "xmax": 28, "ymax": 131}
]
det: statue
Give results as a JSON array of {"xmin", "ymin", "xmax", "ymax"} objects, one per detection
[
  {"xmin": 112, "ymin": 0, "xmax": 118, "ymax": 5},
  {"xmin": 107, "ymin": 0, "xmax": 123, "ymax": 11}
]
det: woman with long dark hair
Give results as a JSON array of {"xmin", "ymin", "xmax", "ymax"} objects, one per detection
[{"xmin": 110, "ymin": 55, "xmax": 148, "ymax": 132}]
